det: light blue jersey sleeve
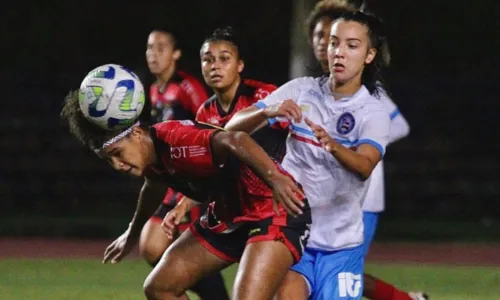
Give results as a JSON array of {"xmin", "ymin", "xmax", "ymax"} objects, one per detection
[
  {"xmin": 377, "ymin": 87, "xmax": 410, "ymax": 144},
  {"xmin": 358, "ymin": 104, "xmax": 391, "ymax": 157},
  {"xmin": 253, "ymin": 77, "xmax": 315, "ymax": 126}
]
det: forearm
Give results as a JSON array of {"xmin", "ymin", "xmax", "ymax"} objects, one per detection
[
  {"xmin": 128, "ymin": 179, "xmax": 166, "ymax": 238},
  {"xmin": 224, "ymin": 106, "xmax": 268, "ymax": 134},
  {"xmin": 220, "ymin": 131, "xmax": 281, "ymax": 187},
  {"xmin": 328, "ymin": 142, "xmax": 378, "ymax": 180}
]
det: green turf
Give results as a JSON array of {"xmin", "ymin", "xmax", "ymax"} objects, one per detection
[{"xmin": 0, "ymin": 259, "xmax": 498, "ymax": 299}]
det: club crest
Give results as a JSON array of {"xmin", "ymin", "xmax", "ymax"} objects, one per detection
[{"xmin": 336, "ymin": 112, "xmax": 355, "ymax": 134}]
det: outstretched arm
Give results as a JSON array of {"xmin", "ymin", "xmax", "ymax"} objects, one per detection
[{"xmin": 103, "ymin": 178, "xmax": 166, "ymax": 264}]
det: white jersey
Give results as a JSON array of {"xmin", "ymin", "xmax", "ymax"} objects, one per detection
[
  {"xmin": 255, "ymin": 77, "xmax": 390, "ymax": 251},
  {"xmin": 362, "ymin": 87, "xmax": 410, "ymax": 212}
]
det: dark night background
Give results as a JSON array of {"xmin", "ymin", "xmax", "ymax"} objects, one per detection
[{"xmin": 1, "ymin": 0, "xmax": 499, "ymax": 240}]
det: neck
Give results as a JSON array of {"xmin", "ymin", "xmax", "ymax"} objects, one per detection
[
  {"xmin": 214, "ymin": 77, "xmax": 241, "ymax": 112},
  {"xmin": 329, "ymin": 75, "xmax": 362, "ymax": 99},
  {"xmin": 156, "ymin": 63, "xmax": 176, "ymax": 86}
]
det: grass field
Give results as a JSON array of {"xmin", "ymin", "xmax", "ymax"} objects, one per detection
[{"xmin": 1, "ymin": 259, "xmax": 499, "ymax": 299}]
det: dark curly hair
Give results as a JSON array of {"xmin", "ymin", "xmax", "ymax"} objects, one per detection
[
  {"xmin": 200, "ymin": 26, "xmax": 247, "ymax": 60},
  {"xmin": 304, "ymin": 0, "xmax": 356, "ymax": 43},
  {"xmin": 60, "ymin": 90, "xmax": 134, "ymax": 151}
]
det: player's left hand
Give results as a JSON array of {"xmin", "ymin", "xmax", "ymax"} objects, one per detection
[
  {"xmin": 271, "ymin": 173, "xmax": 305, "ymax": 217},
  {"xmin": 161, "ymin": 204, "xmax": 188, "ymax": 240},
  {"xmin": 102, "ymin": 228, "xmax": 137, "ymax": 264},
  {"xmin": 305, "ymin": 118, "xmax": 336, "ymax": 153}
]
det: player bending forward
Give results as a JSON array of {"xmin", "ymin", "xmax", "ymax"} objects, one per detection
[{"xmin": 61, "ymin": 92, "xmax": 311, "ymax": 300}]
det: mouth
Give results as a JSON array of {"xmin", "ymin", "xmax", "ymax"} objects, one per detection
[
  {"xmin": 210, "ymin": 74, "xmax": 223, "ymax": 81},
  {"xmin": 332, "ymin": 62, "xmax": 345, "ymax": 72}
]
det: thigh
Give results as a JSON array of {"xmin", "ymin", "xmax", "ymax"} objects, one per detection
[
  {"xmin": 233, "ymin": 240, "xmax": 294, "ymax": 300},
  {"xmin": 313, "ymin": 246, "xmax": 364, "ymax": 300},
  {"xmin": 276, "ymin": 271, "xmax": 310, "ymax": 300},
  {"xmin": 144, "ymin": 228, "xmax": 231, "ymax": 296},
  {"xmin": 277, "ymin": 249, "xmax": 316, "ymax": 300},
  {"xmin": 362, "ymin": 212, "xmax": 380, "ymax": 256},
  {"xmin": 139, "ymin": 218, "xmax": 172, "ymax": 265}
]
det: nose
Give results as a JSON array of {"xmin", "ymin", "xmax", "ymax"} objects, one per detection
[
  {"xmin": 210, "ymin": 59, "xmax": 221, "ymax": 70},
  {"xmin": 334, "ymin": 44, "xmax": 346, "ymax": 58},
  {"xmin": 110, "ymin": 157, "xmax": 129, "ymax": 172}
]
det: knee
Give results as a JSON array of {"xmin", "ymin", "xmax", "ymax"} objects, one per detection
[{"xmin": 143, "ymin": 272, "xmax": 185, "ymax": 300}]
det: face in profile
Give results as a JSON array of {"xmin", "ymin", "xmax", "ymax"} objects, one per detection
[
  {"xmin": 101, "ymin": 127, "xmax": 156, "ymax": 177},
  {"xmin": 146, "ymin": 31, "xmax": 180, "ymax": 76},
  {"xmin": 312, "ymin": 16, "xmax": 334, "ymax": 70},
  {"xmin": 200, "ymin": 41, "xmax": 244, "ymax": 91},
  {"xmin": 328, "ymin": 19, "xmax": 376, "ymax": 85}
]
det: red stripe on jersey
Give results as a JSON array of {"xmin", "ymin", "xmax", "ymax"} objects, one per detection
[{"xmin": 291, "ymin": 133, "xmax": 322, "ymax": 147}]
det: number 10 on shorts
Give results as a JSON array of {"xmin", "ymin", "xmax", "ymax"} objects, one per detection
[{"xmin": 338, "ymin": 272, "xmax": 362, "ymax": 298}]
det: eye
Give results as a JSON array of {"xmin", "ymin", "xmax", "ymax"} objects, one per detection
[{"xmin": 202, "ymin": 56, "xmax": 213, "ymax": 63}]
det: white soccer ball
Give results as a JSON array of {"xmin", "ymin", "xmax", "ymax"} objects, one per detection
[{"xmin": 79, "ymin": 64, "xmax": 145, "ymax": 131}]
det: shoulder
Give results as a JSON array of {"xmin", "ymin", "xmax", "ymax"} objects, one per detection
[
  {"xmin": 287, "ymin": 76, "xmax": 318, "ymax": 88},
  {"xmin": 199, "ymin": 95, "xmax": 217, "ymax": 111},
  {"xmin": 243, "ymin": 79, "xmax": 277, "ymax": 100}
]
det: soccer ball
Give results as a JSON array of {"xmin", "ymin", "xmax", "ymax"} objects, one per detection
[{"xmin": 79, "ymin": 64, "xmax": 145, "ymax": 131}]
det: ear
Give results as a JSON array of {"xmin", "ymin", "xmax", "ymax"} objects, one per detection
[
  {"xmin": 173, "ymin": 49, "xmax": 182, "ymax": 61},
  {"xmin": 365, "ymin": 48, "xmax": 377, "ymax": 64},
  {"xmin": 238, "ymin": 59, "xmax": 245, "ymax": 73},
  {"xmin": 130, "ymin": 126, "xmax": 147, "ymax": 140}
]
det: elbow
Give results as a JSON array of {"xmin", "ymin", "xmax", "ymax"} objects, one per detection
[
  {"xmin": 356, "ymin": 160, "xmax": 377, "ymax": 181},
  {"xmin": 224, "ymin": 112, "xmax": 245, "ymax": 132},
  {"xmin": 358, "ymin": 170, "xmax": 372, "ymax": 181},
  {"xmin": 223, "ymin": 131, "xmax": 251, "ymax": 153}
]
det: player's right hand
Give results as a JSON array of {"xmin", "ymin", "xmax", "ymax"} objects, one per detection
[
  {"xmin": 271, "ymin": 173, "xmax": 305, "ymax": 217},
  {"xmin": 102, "ymin": 229, "xmax": 136, "ymax": 264},
  {"xmin": 263, "ymin": 99, "xmax": 302, "ymax": 122},
  {"xmin": 161, "ymin": 205, "xmax": 188, "ymax": 240}
]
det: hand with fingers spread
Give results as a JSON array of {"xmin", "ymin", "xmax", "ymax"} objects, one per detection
[
  {"xmin": 102, "ymin": 228, "xmax": 137, "ymax": 264},
  {"xmin": 305, "ymin": 118, "xmax": 338, "ymax": 153},
  {"xmin": 161, "ymin": 202, "xmax": 190, "ymax": 240},
  {"xmin": 271, "ymin": 173, "xmax": 305, "ymax": 217},
  {"xmin": 263, "ymin": 99, "xmax": 303, "ymax": 123}
]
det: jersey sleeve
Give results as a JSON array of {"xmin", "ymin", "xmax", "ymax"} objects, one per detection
[
  {"xmin": 157, "ymin": 121, "xmax": 219, "ymax": 173},
  {"xmin": 378, "ymin": 88, "xmax": 411, "ymax": 144},
  {"xmin": 253, "ymin": 78, "xmax": 308, "ymax": 130},
  {"xmin": 357, "ymin": 106, "xmax": 391, "ymax": 157}
]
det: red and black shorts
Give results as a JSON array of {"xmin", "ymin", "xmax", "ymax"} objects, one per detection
[
  {"xmin": 189, "ymin": 200, "xmax": 312, "ymax": 263},
  {"xmin": 150, "ymin": 188, "xmax": 205, "ymax": 232}
]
